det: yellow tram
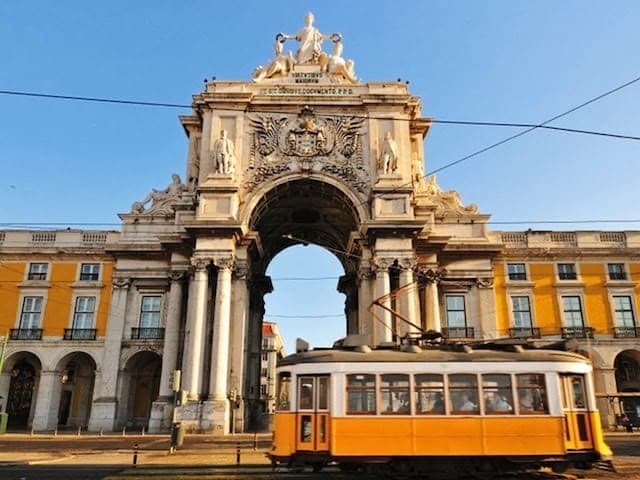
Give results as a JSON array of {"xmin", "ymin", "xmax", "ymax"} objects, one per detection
[{"xmin": 268, "ymin": 338, "xmax": 613, "ymax": 475}]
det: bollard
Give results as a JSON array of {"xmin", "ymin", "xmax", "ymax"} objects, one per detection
[
  {"xmin": 77, "ymin": 426, "xmax": 81, "ymax": 437},
  {"xmin": 30, "ymin": 426, "xmax": 35, "ymax": 437},
  {"xmin": 122, "ymin": 426, "xmax": 126, "ymax": 437},
  {"xmin": 132, "ymin": 443, "xmax": 139, "ymax": 468},
  {"xmin": 99, "ymin": 428, "xmax": 104, "ymax": 437},
  {"xmin": 236, "ymin": 444, "xmax": 241, "ymax": 465},
  {"xmin": 253, "ymin": 432, "xmax": 258, "ymax": 451},
  {"xmin": 141, "ymin": 426, "xmax": 145, "ymax": 436},
  {"xmin": 53, "ymin": 427, "xmax": 57, "ymax": 437}
]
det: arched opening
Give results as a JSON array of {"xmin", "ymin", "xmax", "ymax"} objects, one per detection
[
  {"xmin": 55, "ymin": 352, "xmax": 96, "ymax": 429},
  {"xmin": 3, "ymin": 352, "xmax": 42, "ymax": 429},
  {"xmin": 122, "ymin": 351, "xmax": 162, "ymax": 429},
  {"xmin": 246, "ymin": 178, "xmax": 362, "ymax": 430},
  {"xmin": 614, "ymin": 350, "xmax": 640, "ymax": 425}
]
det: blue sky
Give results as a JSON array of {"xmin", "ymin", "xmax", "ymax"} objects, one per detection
[{"xmin": 1, "ymin": 1, "xmax": 639, "ymax": 353}]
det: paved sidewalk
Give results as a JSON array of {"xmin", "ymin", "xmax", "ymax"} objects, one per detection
[{"xmin": 0, "ymin": 432, "xmax": 273, "ymax": 467}]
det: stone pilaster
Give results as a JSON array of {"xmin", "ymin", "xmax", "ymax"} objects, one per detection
[
  {"xmin": 32, "ymin": 371, "xmax": 61, "ymax": 430},
  {"xmin": 149, "ymin": 270, "xmax": 185, "ymax": 433},
  {"xmin": 89, "ymin": 277, "xmax": 130, "ymax": 431},
  {"xmin": 421, "ymin": 269, "xmax": 442, "ymax": 333},
  {"xmin": 357, "ymin": 264, "xmax": 374, "ymax": 341},
  {"xmin": 229, "ymin": 260, "xmax": 249, "ymax": 434}
]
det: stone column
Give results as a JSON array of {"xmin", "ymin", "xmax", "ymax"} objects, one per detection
[
  {"xmin": 373, "ymin": 259, "xmax": 392, "ymax": 345},
  {"xmin": 88, "ymin": 277, "xmax": 130, "ymax": 431},
  {"xmin": 398, "ymin": 258, "xmax": 419, "ymax": 336},
  {"xmin": 338, "ymin": 274, "xmax": 358, "ymax": 335},
  {"xmin": 203, "ymin": 258, "xmax": 233, "ymax": 433},
  {"xmin": 422, "ymin": 269, "xmax": 442, "ymax": 333},
  {"xmin": 229, "ymin": 260, "xmax": 249, "ymax": 434},
  {"xmin": 183, "ymin": 259, "xmax": 209, "ymax": 399},
  {"xmin": 149, "ymin": 270, "xmax": 185, "ymax": 433},
  {"xmin": 32, "ymin": 371, "xmax": 61, "ymax": 430},
  {"xmin": 357, "ymin": 263, "xmax": 374, "ymax": 341}
]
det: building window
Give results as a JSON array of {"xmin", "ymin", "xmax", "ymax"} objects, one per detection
[
  {"xmin": 262, "ymin": 352, "xmax": 268, "ymax": 362},
  {"xmin": 507, "ymin": 263, "xmax": 527, "ymax": 281},
  {"xmin": 260, "ymin": 384, "xmax": 267, "ymax": 396},
  {"xmin": 445, "ymin": 295, "xmax": 466, "ymax": 327},
  {"xmin": 562, "ymin": 296, "xmax": 584, "ymax": 327},
  {"xmin": 608, "ymin": 263, "xmax": 627, "ymax": 281},
  {"xmin": 27, "ymin": 263, "xmax": 48, "ymax": 281},
  {"xmin": 558, "ymin": 263, "xmax": 577, "ymax": 280},
  {"xmin": 613, "ymin": 296, "xmax": 635, "ymax": 327},
  {"xmin": 261, "ymin": 367, "xmax": 268, "ymax": 378},
  {"xmin": 511, "ymin": 296, "xmax": 532, "ymax": 328},
  {"xmin": 140, "ymin": 295, "xmax": 161, "ymax": 328},
  {"xmin": 72, "ymin": 296, "xmax": 96, "ymax": 329},
  {"xmin": 79, "ymin": 263, "xmax": 100, "ymax": 281},
  {"xmin": 20, "ymin": 296, "xmax": 43, "ymax": 329}
]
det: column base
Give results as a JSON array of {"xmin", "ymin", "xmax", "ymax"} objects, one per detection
[
  {"xmin": 200, "ymin": 399, "xmax": 230, "ymax": 434},
  {"xmin": 88, "ymin": 400, "xmax": 117, "ymax": 432},
  {"xmin": 148, "ymin": 400, "xmax": 174, "ymax": 433}
]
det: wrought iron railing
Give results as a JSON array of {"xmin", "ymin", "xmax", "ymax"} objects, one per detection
[
  {"xmin": 131, "ymin": 327, "xmax": 165, "ymax": 340},
  {"xmin": 442, "ymin": 327, "xmax": 475, "ymax": 339},
  {"xmin": 509, "ymin": 327, "xmax": 541, "ymax": 338},
  {"xmin": 613, "ymin": 326, "xmax": 640, "ymax": 338},
  {"xmin": 561, "ymin": 326, "xmax": 594, "ymax": 339},
  {"xmin": 63, "ymin": 328, "xmax": 97, "ymax": 340},
  {"xmin": 9, "ymin": 328, "xmax": 43, "ymax": 340}
]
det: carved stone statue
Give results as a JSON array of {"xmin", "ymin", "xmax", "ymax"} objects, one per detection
[
  {"xmin": 252, "ymin": 39, "xmax": 294, "ymax": 82},
  {"xmin": 131, "ymin": 174, "xmax": 187, "ymax": 215},
  {"xmin": 424, "ymin": 175, "xmax": 479, "ymax": 214},
  {"xmin": 379, "ymin": 132, "xmax": 399, "ymax": 174},
  {"xmin": 212, "ymin": 130, "xmax": 235, "ymax": 175},
  {"xmin": 282, "ymin": 12, "xmax": 332, "ymax": 64},
  {"xmin": 319, "ymin": 40, "xmax": 357, "ymax": 83}
]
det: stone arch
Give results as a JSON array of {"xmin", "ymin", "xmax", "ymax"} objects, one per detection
[
  {"xmin": 614, "ymin": 349, "xmax": 640, "ymax": 392},
  {"xmin": 247, "ymin": 176, "xmax": 364, "ymax": 274},
  {"xmin": 1, "ymin": 351, "xmax": 42, "ymax": 428},
  {"xmin": 118, "ymin": 350, "xmax": 162, "ymax": 430},
  {"xmin": 54, "ymin": 352, "xmax": 97, "ymax": 428}
]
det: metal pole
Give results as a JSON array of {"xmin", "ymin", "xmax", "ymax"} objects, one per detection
[{"xmin": 132, "ymin": 443, "xmax": 138, "ymax": 467}]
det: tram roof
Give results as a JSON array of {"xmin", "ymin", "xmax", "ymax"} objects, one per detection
[{"xmin": 278, "ymin": 346, "xmax": 589, "ymax": 367}]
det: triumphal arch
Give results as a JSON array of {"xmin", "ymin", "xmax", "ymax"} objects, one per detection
[{"xmin": 88, "ymin": 14, "xmax": 496, "ymax": 434}]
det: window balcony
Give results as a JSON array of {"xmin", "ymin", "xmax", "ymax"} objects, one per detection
[
  {"xmin": 509, "ymin": 327, "xmax": 541, "ymax": 339},
  {"xmin": 614, "ymin": 326, "xmax": 640, "ymax": 338},
  {"xmin": 131, "ymin": 327, "xmax": 165, "ymax": 340},
  {"xmin": 442, "ymin": 327, "xmax": 475, "ymax": 339},
  {"xmin": 63, "ymin": 328, "xmax": 97, "ymax": 340},
  {"xmin": 9, "ymin": 328, "xmax": 43, "ymax": 340},
  {"xmin": 561, "ymin": 326, "xmax": 594, "ymax": 339}
]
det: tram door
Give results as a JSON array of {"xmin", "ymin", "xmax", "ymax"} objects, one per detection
[
  {"xmin": 296, "ymin": 375, "xmax": 330, "ymax": 452},
  {"xmin": 560, "ymin": 374, "xmax": 593, "ymax": 450}
]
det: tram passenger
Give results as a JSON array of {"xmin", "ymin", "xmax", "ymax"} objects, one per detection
[
  {"xmin": 459, "ymin": 392, "xmax": 477, "ymax": 411},
  {"xmin": 431, "ymin": 392, "xmax": 444, "ymax": 413}
]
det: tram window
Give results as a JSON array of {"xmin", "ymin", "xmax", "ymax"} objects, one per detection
[
  {"xmin": 414, "ymin": 374, "xmax": 445, "ymax": 414},
  {"xmin": 516, "ymin": 374, "xmax": 548, "ymax": 414},
  {"xmin": 449, "ymin": 374, "xmax": 479, "ymax": 414},
  {"xmin": 298, "ymin": 377, "xmax": 314, "ymax": 410},
  {"xmin": 482, "ymin": 374, "xmax": 514, "ymax": 414},
  {"xmin": 380, "ymin": 374, "xmax": 410, "ymax": 414},
  {"xmin": 346, "ymin": 374, "xmax": 376, "ymax": 414},
  {"xmin": 276, "ymin": 372, "xmax": 291, "ymax": 411},
  {"xmin": 570, "ymin": 376, "xmax": 587, "ymax": 409},
  {"xmin": 317, "ymin": 376, "xmax": 329, "ymax": 410}
]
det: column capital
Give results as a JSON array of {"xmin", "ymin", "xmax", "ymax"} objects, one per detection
[
  {"xmin": 372, "ymin": 257, "xmax": 393, "ymax": 272},
  {"xmin": 399, "ymin": 256, "xmax": 417, "ymax": 271},
  {"xmin": 213, "ymin": 257, "xmax": 235, "ymax": 271},
  {"xmin": 476, "ymin": 277, "xmax": 494, "ymax": 289},
  {"xmin": 233, "ymin": 260, "xmax": 249, "ymax": 279},
  {"xmin": 168, "ymin": 270, "xmax": 187, "ymax": 282},
  {"xmin": 112, "ymin": 277, "xmax": 131, "ymax": 289},
  {"xmin": 191, "ymin": 257, "xmax": 211, "ymax": 271},
  {"xmin": 417, "ymin": 267, "xmax": 445, "ymax": 285}
]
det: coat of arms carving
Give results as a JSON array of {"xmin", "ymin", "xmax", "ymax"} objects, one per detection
[{"xmin": 246, "ymin": 106, "xmax": 368, "ymax": 193}]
